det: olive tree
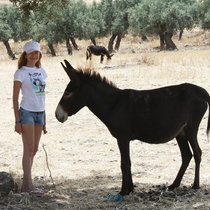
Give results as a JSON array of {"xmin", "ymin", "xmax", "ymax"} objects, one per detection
[
  {"xmin": 57, "ymin": 0, "xmax": 80, "ymax": 54},
  {"xmin": 72, "ymin": 0, "xmax": 103, "ymax": 45},
  {"xmin": 9, "ymin": 0, "xmax": 73, "ymax": 56},
  {"xmin": 199, "ymin": 0, "xmax": 210, "ymax": 29},
  {"xmin": 83, "ymin": 1, "xmax": 106, "ymax": 45},
  {"xmin": 97, "ymin": 0, "xmax": 140, "ymax": 52},
  {"xmin": 28, "ymin": 0, "xmax": 74, "ymax": 56},
  {"xmin": 128, "ymin": 0, "xmax": 199, "ymax": 50},
  {"xmin": 0, "ymin": 5, "xmax": 23, "ymax": 59}
]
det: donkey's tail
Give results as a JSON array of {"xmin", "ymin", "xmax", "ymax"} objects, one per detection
[
  {"xmin": 199, "ymin": 86, "xmax": 210, "ymax": 140},
  {"xmin": 207, "ymin": 96, "xmax": 210, "ymax": 140},
  {"xmin": 202, "ymin": 88, "xmax": 210, "ymax": 140}
]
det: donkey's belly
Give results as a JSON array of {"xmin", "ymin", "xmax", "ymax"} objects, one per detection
[{"xmin": 133, "ymin": 122, "xmax": 187, "ymax": 144}]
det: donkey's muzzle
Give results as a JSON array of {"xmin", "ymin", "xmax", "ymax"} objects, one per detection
[{"xmin": 55, "ymin": 105, "xmax": 68, "ymax": 123}]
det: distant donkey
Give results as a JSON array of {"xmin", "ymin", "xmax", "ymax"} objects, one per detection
[{"xmin": 86, "ymin": 45, "xmax": 114, "ymax": 63}]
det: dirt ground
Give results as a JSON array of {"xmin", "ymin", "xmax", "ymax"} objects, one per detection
[{"xmin": 0, "ymin": 30, "xmax": 210, "ymax": 209}]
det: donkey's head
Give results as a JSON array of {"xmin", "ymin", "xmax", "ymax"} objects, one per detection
[
  {"xmin": 55, "ymin": 60, "xmax": 87, "ymax": 123},
  {"xmin": 107, "ymin": 53, "xmax": 114, "ymax": 60}
]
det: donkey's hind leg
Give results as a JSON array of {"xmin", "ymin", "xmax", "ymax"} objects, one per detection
[
  {"xmin": 168, "ymin": 134, "xmax": 192, "ymax": 190},
  {"xmin": 187, "ymin": 131, "xmax": 202, "ymax": 189},
  {"xmin": 86, "ymin": 51, "xmax": 89, "ymax": 60},
  {"xmin": 186, "ymin": 102, "xmax": 207, "ymax": 189},
  {"xmin": 86, "ymin": 49, "xmax": 91, "ymax": 61}
]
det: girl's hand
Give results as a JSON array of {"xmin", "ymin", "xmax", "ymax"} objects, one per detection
[
  {"xmin": 43, "ymin": 125, "xmax": 47, "ymax": 134},
  {"xmin": 15, "ymin": 123, "xmax": 22, "ymax": 134}
]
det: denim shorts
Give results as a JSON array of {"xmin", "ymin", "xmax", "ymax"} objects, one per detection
[{"xmin": 19, "ymin": 107, "xmax": 44, "ymax": 125}]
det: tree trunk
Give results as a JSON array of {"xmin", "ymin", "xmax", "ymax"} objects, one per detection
[
  {"xmin": 159, "ymin": 32, "xmax": 166, "ymax": 50},
  {"xmin": 179, "ymin": 29, "xmax": 183, "ymax": 40},
  {"xmin": 159, "ymin": 32, "xmax": 177, "ymax": 51},
  {"xmin": 66, "ymin": 39, "xmax": 72, "ymax": 55},
  {"xmin": 70, "ymin": 37, "xmax": 78, "ymax": 50},
  {"xmin": 141, "ymin": 35, "xmax": 148, "ymax": 41},
  {"xmin": 114, "ymin": 33, "xmax": 122, "ymax": 51},
  {"xmin": 3, "ymin": 40, "xmax": 16, "ymax": 60},
  {"xmin": 108, "ymin": 33, "xmax": 117, "ymax": 53},
  {"xmin": 91, "ymin": 38, "xmax": 96, "ymax": 46},
  {"xmin": 164, "ymin": 32, "xmax": 177, "ymax": 50},
  {"xmin": 48, "ymin": 42, "xmax": 56, "ymax": 56}
]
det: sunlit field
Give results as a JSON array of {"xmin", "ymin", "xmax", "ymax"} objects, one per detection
[{"xmin": 0, "ymin": 30, "xmax": 210, "ymax": 209}]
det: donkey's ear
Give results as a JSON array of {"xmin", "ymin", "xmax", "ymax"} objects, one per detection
[
  {"xmin": 61, "ymin": 62, "xmax": 67, "ymax": 72},
  {"xmin": 61, "ymin": 59, "xmax": 75, "ymax": 77},
  {"xmin": 60, "ymin": 60, "xmax": 74, "ymax": 77},
  {"xmin": 61, "ymin": 61, "xmax": 70, "ymax": 77},
  {"xmin": 64, "ymin": 60, "xmax": 75, "ymax": 71},
  {"xmin": 61, "ymin": 60, "xmax": 80, "ymax": 84}
]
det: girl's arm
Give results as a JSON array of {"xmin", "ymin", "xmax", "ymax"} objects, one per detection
[
  {"xmin": 13, "ymin": 81, "xmax": 22, "ymax": 134},
  {"xmin": 43, "ymin": 111, "xmax": 47, "ymax": 134}
]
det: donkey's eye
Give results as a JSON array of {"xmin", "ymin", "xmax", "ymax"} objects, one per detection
[
  {"xmin": 64, "ymin": 91, "xmax": 73, "ymax": 97},
  {"xmin": 64, "ymin": 91, "xmax": 71, "ymax": 96}
]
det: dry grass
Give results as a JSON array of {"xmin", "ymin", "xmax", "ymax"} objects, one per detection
[{"xmin": 0, "ymin": 29, "xmax": 210, "ymax": 209}]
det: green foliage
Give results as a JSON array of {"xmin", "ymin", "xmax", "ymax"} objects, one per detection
[
  {"xmin": 111, "ymin": 0, "xmax": 128, "ymax": 35},
  {"xmin": 98, "ymin": 0, "xmax": 140, "ymax": 37},
  {"xmin": 0, "ymin": 22, "xmax": 12, "ymax": 41},
  {"xmin": 83, "ymin": 1, "xmax": 106, "ymax": 39},
  {"xmin": 128, "ymin": 0, "xmax": 199, "ymax": 36},
  {"xmin": 72, "ymin": 0, "xmax": 97, "ymax": 40},
  {"xmin": 199, "ymin": 0, "xmax": 210, "ymax": 29},
  {"xmin": 30, "ymin": 4, "xmax": 63, "ymax": 44},
  {"xmin": 9, "ymin": 0, "xmax": 69, "ymax": 17},
  {"xmin": 62, "ymin": 0, "xmax": 106, "ymax": 41},
  {"xmin": 0, "ymin": 7, "xmax": 12, "ymax": 41},
  {"xmin": 0, "ymin": 5, "xmax": 28, "ymax": 42},
  {"xmin": 55, "ymin": 1, "xmax": 75, "ymax": 40},
  {"xmin": 3, "ymin": 0, "xmax": 206, "ymax": 52},
  {"xmin": 98, "ymin": 0, "xmax": 115, "ymax": 35}
]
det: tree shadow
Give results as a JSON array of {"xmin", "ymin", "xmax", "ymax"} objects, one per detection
[{"xmin": 1, "ymin": 172, "xmax": 210, "ymax": 209}]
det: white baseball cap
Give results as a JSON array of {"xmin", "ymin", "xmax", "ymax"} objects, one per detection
[{"xmin": 23, "ymin": 41, "xmax": 41, "ymax": 54}]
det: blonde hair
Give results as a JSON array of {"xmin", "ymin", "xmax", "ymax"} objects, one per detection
[{"xmin": 18, "ymin": 52, "xmax": 42, "ymax": 69}]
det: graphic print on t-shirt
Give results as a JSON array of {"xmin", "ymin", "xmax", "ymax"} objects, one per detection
[{"xmin": 29, "ymin": 72, "xmax": 46, "ymax": 94}]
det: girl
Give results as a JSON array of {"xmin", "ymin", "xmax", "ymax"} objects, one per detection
[{"xmin": 13, "ymin": 41, "xmax": 47, "ymax": 196}]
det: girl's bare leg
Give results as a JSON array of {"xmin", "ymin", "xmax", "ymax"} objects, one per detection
[{"xmin": 21, "ymin": 124, "xmax": 43, "ymax": 192}]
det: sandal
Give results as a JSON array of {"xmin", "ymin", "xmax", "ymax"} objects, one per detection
[{"xmin": 29, "ymin": 188, "xmax": 44, "ymax": 197}]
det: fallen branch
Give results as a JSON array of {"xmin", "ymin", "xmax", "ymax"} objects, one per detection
[{"xmin": 42, "ymin": 144, "xmax": 56, "ymax": 188}]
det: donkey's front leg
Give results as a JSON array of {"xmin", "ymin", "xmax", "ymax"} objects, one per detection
[
  {"xmin": 117, "ymin": 139, "xmax": 133, "ymax": 195},
  {"xmin": 100, "ymin": 54, "xmax": 104, "ymax": 63}
]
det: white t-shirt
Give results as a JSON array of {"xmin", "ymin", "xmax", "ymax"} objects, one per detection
[{"xmin": 14, "ymin": 66, "xmax": 47, "ymax": 112}]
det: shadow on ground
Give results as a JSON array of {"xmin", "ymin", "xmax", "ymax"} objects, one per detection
[{"xmin": 1, "ymin": 172, "xmax": 210, "ymax": 209}]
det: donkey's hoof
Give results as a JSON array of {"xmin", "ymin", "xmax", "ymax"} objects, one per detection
[
  {"xmin": 192, "ymin": 184, "xmax": 200, "ymax": 189},
  {"xmin": 167, "ymin": 184, "xmax": 178, "ymax": 191}
]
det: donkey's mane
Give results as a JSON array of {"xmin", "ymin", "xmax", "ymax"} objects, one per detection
[{"xmin": 76, "ymin": 67, "xmax": 117, "ymax": 88}]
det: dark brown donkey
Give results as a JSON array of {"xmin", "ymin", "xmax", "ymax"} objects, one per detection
[
  {"xmin": 55, "ymin": 60, "xmax": 210, "ymax": 196},
  {"xmin": 86, "ymin": 45, "xmax": 114, "ymax": 63}
]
